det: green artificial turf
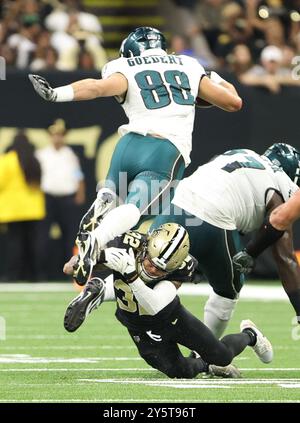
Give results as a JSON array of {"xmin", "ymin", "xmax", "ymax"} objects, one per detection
[{"xmin": 0, "ymin": 283, "xmax": 299, "ymax": 403}]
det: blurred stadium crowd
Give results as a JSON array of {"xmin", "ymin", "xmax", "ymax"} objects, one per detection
[
  {"xmin": 0, "ymin": 0, "xmax": 300, "ymax": 85},
  {"xmin": 0, "ymin": 0, "xmax": 107, "ymax": 71},
  {"xmin": 164, "ymin": 0, "xmax": 300, "ymax": 91}
]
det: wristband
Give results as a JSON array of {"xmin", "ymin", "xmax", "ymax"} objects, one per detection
[{"xmin": 53, "ymin": 85, "xmax": 74, "ymax": 102}]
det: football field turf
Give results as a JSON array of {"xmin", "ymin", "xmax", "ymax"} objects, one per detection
[{"xmin": 0, "ymin": 282, "xmax": 300, "ymax": 403}]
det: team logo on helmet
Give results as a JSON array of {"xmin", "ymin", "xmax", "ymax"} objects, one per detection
[{"xmin": 263, "ymin": 143, "xmax": 300, "ymax": 186}]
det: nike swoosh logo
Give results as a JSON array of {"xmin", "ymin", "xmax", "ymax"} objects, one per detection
[{"xmin": 171, "ymin": 318, "xmax": 178, "ymax": 325}]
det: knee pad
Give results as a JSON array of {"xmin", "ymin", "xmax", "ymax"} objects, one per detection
[{"xmin": 204, "ymin": 291, "xmax": 238, "ymax": 321}]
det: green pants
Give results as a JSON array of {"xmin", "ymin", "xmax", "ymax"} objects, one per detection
[
  {"xmin": 151, "ymin": 204, "xmax": 244, "ymax": 299},
  {"xmin": 106, "ymin": 132, "xmax": 185, "ymax": 221}
]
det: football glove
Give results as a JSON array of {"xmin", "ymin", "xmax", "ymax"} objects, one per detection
[
  {"xmin": 29, "ymin": 74, "xmax": 57, "ymax": 101},
  {"xmin": 104, "ymin": 247, "xmax": 137, "ymax": 282},
  {"xmin": 232, "ymin": 250, "xmax": 255, "ymax": 275}
]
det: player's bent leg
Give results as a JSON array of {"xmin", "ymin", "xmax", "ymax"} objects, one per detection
[
  {"xmin": 73, "ymin": 204, "xmax": 141, "ymax": 285},
  {"xmin": 144, "ymin": 352, "xmax": 207, "ymax": 379},
  {"xmin": 204, "ymin": 291, "xmax": 238, "ymax": 338},
  {"xmin": 173, "ymin": 304, "xmax": 255, "ymax": 367},
  {"xmin": 190, "ymin": 226, "xmax": 243, "ymax": 337},
  {"xmin": 129, "ymin": 330, "xmax": 208, "ymax": 379},
  {"xmin": 92, "ymin": 203, "xmax": 141, "ymax": 247},
  {"xmin": 64, "ymin": 277, "xmax": 105, "ymax": 332}
]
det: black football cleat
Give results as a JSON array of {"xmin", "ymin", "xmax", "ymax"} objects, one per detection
[
  {"xmin": 64, "ymin": 277, "xmax": 105, "ymax": 332},
  {"xmin": 189, "ymin": 351, "xmax": 242, "ymax": 378},
  {"xmin": 208, "ymin": 364, "xmax": 242, "ymax": 378},
  {"xmin": 73, "ymin": 231, "xmax": 98, "ymax": 286},
  {"xmin": 78, "ymin": 189, "xmax": 115, "ymax": 233}
]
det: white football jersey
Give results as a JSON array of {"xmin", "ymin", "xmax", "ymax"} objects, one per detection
[
  {"xmin": 101, "ymin": 48, "xmax": 206, "ymax": 166},
  {"xmin": 173, "ymin": 149, "xmax": 299, "ymax": 233}
]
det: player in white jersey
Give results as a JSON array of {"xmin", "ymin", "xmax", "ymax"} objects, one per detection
[
  {"xmin": 152, "ymin": 144, "xmax": 300, "ymax": 337},
  {"xmin": 29, "ymin": 27, "xmax": 242, "ymax": 285}
]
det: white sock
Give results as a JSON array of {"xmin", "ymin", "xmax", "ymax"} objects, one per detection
[
  {"xmin": 204, "ymin": 309, "xmax": 229, "ymax": 339},
  {"xmin": 93, "ymin": 203, "xmax": 141, "ymax": 248},
  {"xmin": 204, "ymin": 292, "xmax": 237, "ymax": 338},
  {"xmin": 103, "ymin": 274, "xmax": 115, "ymax": 301}
]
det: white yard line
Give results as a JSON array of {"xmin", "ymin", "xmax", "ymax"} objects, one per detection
[
  {"xmin": 1, "ymin": 367, "xmax": 300, "ymax": 372},
  {"xmin": 0, "ymin": 399, "xmax": 298, "ymax": 403},
  {"xmin": 0, "ymin": 368, "xmax": 153, "ymax": 372},
  {"xmin": 0, "ymin": 282, "xmax": 289, "ymax": 301},
  {"xmin": 78, "ymin": 377, "xmax": 300, "ymax": 384},
  {"xmin": 0, "ymin": 283, "xmax": 73, "ymax": 292},
  {"xmin": 0, "ymin": 356, "xmax": 142, "ymax": 363},
  {"xmin": 0, "ymin": 345, "xmax": 136, "ymax": 350}
]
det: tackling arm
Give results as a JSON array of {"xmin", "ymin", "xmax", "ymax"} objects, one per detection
[{"xmin": 130, "ymin": 278, "xmax": 178, "ymax": 316}]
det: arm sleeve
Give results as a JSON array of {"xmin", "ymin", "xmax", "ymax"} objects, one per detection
[{"xmin": 130, "ymin": 278, "xmax": 177, "ymax": 315}]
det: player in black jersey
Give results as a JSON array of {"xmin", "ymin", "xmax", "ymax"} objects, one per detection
[{"xmin": 63, "ymin": 223, "xmax": 273, "ymax": 379}]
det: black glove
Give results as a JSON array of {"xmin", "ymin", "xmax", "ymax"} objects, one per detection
[
  {"xmin": 232, "ymin": 250, "xmax": 255, "ymax": 275},
  {"xmin": 29, "ymin": 74, "xmax": 57, "ymax": 101}
]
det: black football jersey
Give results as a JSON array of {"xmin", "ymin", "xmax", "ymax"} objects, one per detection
[{"xmin": 101, "ymin": 230, "xmax": 198, "ymax": 331}]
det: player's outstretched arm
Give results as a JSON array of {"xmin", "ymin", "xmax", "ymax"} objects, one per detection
[
  {"xmin": 198, "ymin": 74, "xmax": 242, "ymax": 112},
  {"xmin": 29, "ymin": 73, "xmax": 128, "ymax": 102}
]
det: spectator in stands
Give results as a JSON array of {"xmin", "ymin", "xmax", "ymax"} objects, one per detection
[
  {"xmin": 213, "ymin": 2, "xmax": 256, "ymax": 66},
  {"xmin": 0, "ymin": 44, "xmax": 16, "ymax": 68},
  {"xmin": 281, "ymin": 44, "xmax": 297, "ymax": 74},
  {"xmin": 263, "ymin": 18, "xmax": 286, "ymax": 50},
  {"xmin": 35, "ymin": 119, "xmax": 86, "ymax": 280},
  {"xmin": 227, "ymin": 43, "xmax": 253, "ymax": 77},
  {"xmin": 44, "ymin": 46, "xmax": 59, "ymax": 70},
  {"xmin": 239, "ymin": 44, "xmax": 300, "ymax": 92},
  {"xmin": 30, "ymin": 30, "xmax": 58, "ymax": 71},
  {"xmin": 0, "ymin": 132, "xmax": 45, "ymax": 281},
  {"xmin": 170, "ymin": 33, "xmax": 214, "ymax": 68},
  {"xmin": 45, "ymin": 1, "xmax": 107, "ymax": 70},
  {"xmin": 0, "ymin": 0, "xmax": 107, "ymax": 70},
  {"xmin": 7, "ymin": 13, "xmax": 41, "ymax": 68},
  {"xmin": 161, "ymin": 0, "xmax": 219, "ymax": 69},
  {"xmin": 78, "ymin": 48, "xmax": 96, "ymax": 71}
]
